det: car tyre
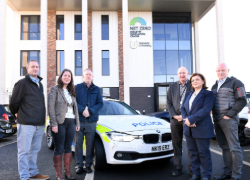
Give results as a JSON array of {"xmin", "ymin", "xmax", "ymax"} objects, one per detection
[
  {"xmin": 93, "ymin": 136, "xmax": 108, "ymax": 171},
  {"xmin": 46, "ymin": 126, "xmax": 54, "ymax": 149}
]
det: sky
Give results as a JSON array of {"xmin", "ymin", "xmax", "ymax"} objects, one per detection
[{"xmin": 199, "ymin": 0, "xmax": 250, "ymax": 91}]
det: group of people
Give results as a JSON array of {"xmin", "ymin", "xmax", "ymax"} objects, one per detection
[
  {"xmin": 9, "ymin": 59, "xmax": 246, "ymax": 180},
  {"xmin": 167, "ymin": 63, "xmax": 246, "ymax": 180},
  {"xmin": 10, "ymin": 60, "xmax": 103, "ymax": 180}
]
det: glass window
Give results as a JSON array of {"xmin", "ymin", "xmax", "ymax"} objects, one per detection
[
  {"xmin": 57, "ymin": 51, "xmax": 64, "ymax": 75},
  {"xmin": 56, "ymin": 15, "xmax": 64, "ymax": 40},
  {"xmin": 75, "ymin": 51, "xmax": 82, "ymax": 75},
  {"xmin": 153, "ymin": 14, "xmax": 165, "ymax": 40},
  {"xmin": 21, "ymin": 16, "xmax": 40, "ymax": 40},
  {"xmin": 165, "ymin": 16, "xmax": 178, "ymax": 40},
  {"xmin": 153, "ymin": 50, "xmax": 166, "ymax": 75},
  {"xmin": 99, "ymin": 101, "xmax": 137, "ymax": 115},
  {"xmin": 75, "ymin": 15, "xmax": 82, "ymax": 40},
  {"xmin": 103, "ymin": 88, "xmax": 110, "ymax": 95},
  {"xmin": 165, "ymin": 41, "xmax": 178, "ymax": 50},
  {"xmin": 153, "ymin": 41, "xmax": 165, "ymax": 50},
  {"xmin": 179, "ymin": 51, "xmax": 192, "ymax": 73},
  {"xmin": 20, "ymin": 51, "xmax": 40, "ymax": 76},
  {"xmin": 158, "ymin": 87, "xmax": 167, "ymax": 111},
  {"xmin": 153, "ymin": 12, "xmax": 193, "ymax": 83},
  {"xmin": 166, "ymin": 51, "xmax": 179, "ymax": 75},
  {"xmin": 102, "ymin": 50, "xmax": 110, "ymax": 76},
  {"xmin": 154, "ymin": 75, "xmax": 166, "ymax": 83},
  {"xmin": 102, "ymin": 15, "xmax": 109, "ymax": 40}
]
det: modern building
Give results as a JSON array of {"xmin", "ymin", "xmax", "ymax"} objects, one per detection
[{"xmin": 0, "ymin": 0, "xmax": 227, "ymax": 114}]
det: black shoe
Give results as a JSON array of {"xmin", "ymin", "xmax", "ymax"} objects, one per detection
[
  {"xmin": 76, "ymin": 167, "xmax": 84, "ymax": 174},
  {"xmin": 86, "ymin": 167, "xmax": 92, "ymax": 173},
  {"xmin": 213, "ymin": 174, "xmax": 232, "ymax": 180},
  {"xmin": 189, "ymin": 175, "xmax": 201, "ymax": 180},
  {"xmin": 230, "ymin": 178, "xmax": 240, "ymax": 180},
  {"xmin": 172, "ymin": 168, "xmax": 183, "ymax": 177}
]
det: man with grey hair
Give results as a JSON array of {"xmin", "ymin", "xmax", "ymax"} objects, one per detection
[
  {"xmin": 212, "ymin": 63, "xmax": 246, "ymax": 180},
  {"xmin": 74, "ymin": 68, "xmax": 103, "ymax": 174},
  {"xmin": 167, "ymin": 67, "xmax": 193, "ymax": 177},
  {"xmin": 10, "ymin": 60, "xmax": 49, "ymax": 180}
]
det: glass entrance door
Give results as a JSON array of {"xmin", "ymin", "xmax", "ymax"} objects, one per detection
[{"xmin": 154, "ymin": 83, "xmax": 173, "ymax": 112}]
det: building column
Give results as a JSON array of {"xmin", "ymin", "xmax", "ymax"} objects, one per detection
[
  {"xmin": 193, "ymin": 21, "xmax": 201, "ymax": 73},
  {"xmin": 82, "ymin": 0, "xmax": 88, "ymax": 71},
  {"xmin": 41, "ymin": 0, "xmax": 48, "ymax": 106},
  {"xmin": 47, "ymin": 10, "xmax": 56, "ymax": 93},
  {"xmin": 215, "ymin": 0, "xmax": 225, "ymax": 63},
  {"xmin": 122, "ymin": 0, "xmax": 130, "ymax": 104},
  {"xmin": 0, "ymin": 0, "xmax": 7, "ymax": 103},
  {"xmin": 118, "ymin": 10, "xmax": 124, "ymax": 101},
  {"xmin": 88, "ymin": 10, "xmax": 93, "ymax": 70}
]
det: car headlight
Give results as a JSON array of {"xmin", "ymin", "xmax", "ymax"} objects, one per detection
[{"xmin": 106, "ymin": 132, "xmax": 142, "ymax": 142}]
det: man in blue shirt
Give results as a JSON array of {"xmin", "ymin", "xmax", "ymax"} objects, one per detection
[{"xmin": 74, "ymin": 69, "xmax": 103, "ymax": 174}]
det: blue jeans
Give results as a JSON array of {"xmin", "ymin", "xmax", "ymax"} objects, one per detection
[{"xmin": 17, "ymin": 124, "xmax": 44, "ymax": 180}]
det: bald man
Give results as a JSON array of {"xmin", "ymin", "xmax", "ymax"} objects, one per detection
[
  {"xmin": 212, "ymin": 63, "xmax": 246, "ymax": 180},
  {"xmin": 167, "ymin": 67, "xmax": 193, "ymax": 177}
]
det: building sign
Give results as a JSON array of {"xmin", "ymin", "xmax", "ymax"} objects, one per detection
[{"xmin": 130, "ymin": 17, "xmax": 152, "ymax": 49}]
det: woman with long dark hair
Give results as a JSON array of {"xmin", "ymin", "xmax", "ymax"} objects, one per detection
[
  {"xmin": 48, "ymin": 69, "xmax": 80, "ymax": 180},
  {"xmin": 181, "ymin": 73, "xmax": 215, "ymax": 180}
]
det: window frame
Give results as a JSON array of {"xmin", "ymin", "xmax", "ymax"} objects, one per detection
[
  {"xmin": 75, "ymin": 50, "xmax": 82, "ymax": 76},
  {"xmin": 101, "ymin": 15, "xmax": 109, "ymax": 40},
  {"xmin": 56, "ymin": 50, "xmax": 64, "ymax": 76},
  {"xmin": 21, "ymin": 15, "xmax": 40, "ymax": 40},
  {"xmin": 56, "ymin": 15, "xmax": 64, "ymax": 40},
  {"xmin": 102, "ymin": 50, "xmax": 110, "ymax": 76},
  {"xmin": 74, "ymin": 15, "xmax": 82, "ymax": 40},
  {"xmin": 20, "ymin": 50, "xmax": 40, "ymax": 76}
]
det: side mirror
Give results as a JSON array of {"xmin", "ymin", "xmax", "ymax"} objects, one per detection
[{"xmin": 135, "ymin": 110, "xmax": 141, "ymax": 115}]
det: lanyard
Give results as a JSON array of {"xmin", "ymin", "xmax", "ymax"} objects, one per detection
[{"xmin": 180, "ymin": 86, "xmax": 187, "ymax": 105}]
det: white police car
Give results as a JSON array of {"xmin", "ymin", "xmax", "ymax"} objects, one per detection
[{"xmin": 46, "ymin": 98, "xmax": 173, "ymax": 170}]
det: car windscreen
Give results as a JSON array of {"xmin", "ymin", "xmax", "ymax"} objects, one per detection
[
  {"xmin": 99, "ymin": 101, "xmax": 138, "ymax": 115},
  {"xmin": 3, "ymin": 105, "xmax": 11, "ymax": 114},
  {"xmin": 0, "ymin": 105, "xmax": 7, "ymax": 116},
  {"xmin": 246, "ymin": 93, "xmax": 250, "ymax": 107}
]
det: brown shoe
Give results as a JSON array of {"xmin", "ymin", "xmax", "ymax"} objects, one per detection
[
  {"xmin": 53, "ymin": 155, "xmax": 65, "ymax": 180},
  {"xmin": 29, "ymin": 173, "xmax": 50, "ymax": 180},
  {"xmin": 64, "ymin": 153, "xmax": 75, "ymax": 180}
]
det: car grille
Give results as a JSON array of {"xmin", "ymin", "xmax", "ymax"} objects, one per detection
[
  {"xmin": 143, "ymin": 134, "xmax": 159, "ymax": 144},
  {"xmin": 162, "ymin": 133, "xmax": 172, "ymax": 142}
]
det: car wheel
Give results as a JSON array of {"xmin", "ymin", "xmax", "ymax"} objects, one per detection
[
  {"xmin": 47, "ymin": 126, "xmax": 54, "ymax": 149},
  {"xmin": 93, "ymin": 137, "xmax": 108, "ymax": 171}
]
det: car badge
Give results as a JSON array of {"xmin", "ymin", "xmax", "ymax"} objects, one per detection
[{"xmin": 156, "ymin": 130, "xmax": 160, "ymax": 133}]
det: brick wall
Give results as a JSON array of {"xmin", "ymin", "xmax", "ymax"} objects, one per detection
[
  {"xmin": 130, "ymin": 87, "xmax": 155, "ymax": 114},
  {"xmin": 88, "ymin": 10, "xmax": 92, "ymax": 70},
  {"xmin": 47, "ymin": 10, "xmax": 56, "ymax": 94},
  {"xmin": 118, "ymin": 10, "xmax": 124, "ymax": 101}
]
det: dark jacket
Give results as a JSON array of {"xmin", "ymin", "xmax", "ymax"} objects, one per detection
[
  {"xmin": 167, "ymin": 80, "xmax": 192, "ymax": 120},
  {"xmin": 9, "ymin": 74, "xmax": 46, "ymax": 126},
  {"xmin": 75, "ymin": 82, "xmax": 103, "ymax": 122},
  {"xmin": 181, "ymin": 89, "xmax": 215, "ymax": 138},
  {"xmin": 211, "ymin": 76, "xmax": 247, "ymax": 120},
  {"xmin": 48, "ymin": 85, "xmax": 80, "ymax": 127}
]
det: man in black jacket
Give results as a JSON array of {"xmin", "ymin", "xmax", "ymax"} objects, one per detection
[
  {"xmin": 212, "ymin": 63, "xmax": 246, "ymax": 180},
  {"xmin": 167, "ymin": 67, "xmax": 193, "ymax": 177},
  {"xmin": 10, "ymin": 60, "xmax": 49, "ymax": 180}
]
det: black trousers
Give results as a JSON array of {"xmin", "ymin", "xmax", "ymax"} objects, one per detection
[
  {"xmin": 170, "ymin": 118, "xmax": 192, "ymax": 171},
  {"xmin": 52, "ymin": 118, "xmax": 76, "ymax": 156}
]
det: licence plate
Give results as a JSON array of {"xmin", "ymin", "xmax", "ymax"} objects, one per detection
[
  {"xmin": 12, "ymin": 124, "xmax": 17, "ymax": 128},
  {"xmin": 151, "ymin": 145, "xmax": 169, "ymax": 152},
  {"xmin": 5, "ymin": 129, "xmax": 12, "ymax": 133}
]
